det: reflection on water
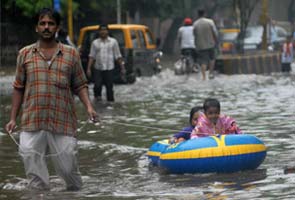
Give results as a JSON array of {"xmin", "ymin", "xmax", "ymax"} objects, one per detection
[{"xmin": 0, "ymin": 68, "xmax": 295, "ymax": 199}]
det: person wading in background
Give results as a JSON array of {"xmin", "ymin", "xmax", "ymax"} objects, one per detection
[
  {"xmin": 86, "ymin": 24, "xmax": 125, "ymax": 102},
  {"xmin": 193, "ymin": 9, "xmax": 218, "ymax": 80}
]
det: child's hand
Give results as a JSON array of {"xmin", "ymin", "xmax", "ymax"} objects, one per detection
[
  {"xmin": 228, "ymin": 122, "xmax": 238, "ymax": 134},
  {"xmin": 176, "ymin": 137, "xmax": 185, "ymax": 143},
  {"xmin": 190, "ymin": 128, "xmax": 199, "ymax": 139},
  {"xmin": 170, "ymin": 137, "xmax": 185, "ymax": 144},
  {"xmin": 169, "ymin": 137, "xmax": 177, "ymax": 144}
]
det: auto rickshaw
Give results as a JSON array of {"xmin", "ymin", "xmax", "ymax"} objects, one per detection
[{"xmin": 77, "ymin": 24, "xmax": 162, "ymax": 84}]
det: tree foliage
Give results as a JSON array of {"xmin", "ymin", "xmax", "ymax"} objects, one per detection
[
  {"xmin": 2, "ymin": 0, "xmax": 236, "ymax": 23},
  {"xmin": 3, "ymin": 0, "xmax": 52, "ymax": 17},
  {"xmin": 2, "ymin": 0, "xmax": 79, "ymax": 18},
  {"xmin": 123, "ymin": 0, "xmax": 202, "ymax": 19}
]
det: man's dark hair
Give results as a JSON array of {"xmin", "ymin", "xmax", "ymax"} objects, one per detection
[
  {"xmin": 33, "ymin": 8, "xmax": 61, "ymax": 26},
  {"xmin": 98, "ymin": 24, "xmax": 109, "ymax": 31},
  {"xmin": 198, "ymin": 9, "xmax": 205, "ymax": 17}
]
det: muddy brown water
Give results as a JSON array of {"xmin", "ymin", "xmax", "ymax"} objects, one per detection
[{"xmin": 0, "ymin": 69, "xmax": 294, "ymax": 199}]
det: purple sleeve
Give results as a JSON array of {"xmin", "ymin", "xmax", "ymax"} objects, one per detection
[{"xmin": 173, "ymin": 126, "xmax": 194, "ymax": 140}]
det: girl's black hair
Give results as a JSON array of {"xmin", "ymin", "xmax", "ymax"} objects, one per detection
[
  {"xmin": 33, "ymin": 8, "xmax": 61, "ymax": 26},
  {"xmin": 189, "ymin": 106, "xmax": 203, "ymax": 125},
  {"xmin": 203, "ymin": 98, "xmax": 220, "ymax": 112}
]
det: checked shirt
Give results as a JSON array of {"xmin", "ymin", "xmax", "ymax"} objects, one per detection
[{"xmin": 13, "ymin": 42, "xmax": 88, "ymax": 136}]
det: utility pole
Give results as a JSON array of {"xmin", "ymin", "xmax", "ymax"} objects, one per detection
[
  {"xmin": 261, "ymin": 0, "xmax": 268, "ymax": 50},
  {"xmin": 117, "ymin": 0, "xmax": 121, "ymax": 24},
  {"xmin": 68, "ymin": 0, "xmax": 73, "ymax": 41}
]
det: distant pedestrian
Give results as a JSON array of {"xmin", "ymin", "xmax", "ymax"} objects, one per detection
[
  {"xmin": 86, "ymin": 24, "xmax": 125, "ymax": 102},
  {"xmin": 281, "ymin": 35, "xmax": 293, "ymax": 73},
  {"xmin": 177, "ymin": 18, "xmax": 196, "ymax": 60},
  {"xmin": 176, "ymin": 17, "xmax": 198, "ymax": 72},
  {"xmin": 56, "ymin": 28, "xmax": 75, "ymax": 47},
  {"xmin": 5, "ymin": 8, "xmax": 98, "ymax": 191},
  {"xmin": 193, "ymin": 9, "xmax": 218, "ymax": 80}
]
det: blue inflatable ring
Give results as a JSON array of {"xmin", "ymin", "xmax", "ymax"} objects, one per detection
[{"xmin": 147, "ymin": 134, "xmax": 267, "ymax": 174}]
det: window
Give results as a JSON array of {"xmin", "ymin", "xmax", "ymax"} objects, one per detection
[
  {"xmin": 137, "ymin": 30, "xmax": 146, "ymax": 48},
  {"xmin": 109, "ymin": 29, "xmax": 125, "ymax": 48},
  {"xmin": 145, "ymin": 29, "xmax": 156, "ymax": 45},
  {"xmin": 130, "ymin": 30, "xmax": 139, "ymax": 48},
  {"xmin": 82, "ymin": 30, "xmax": 98, "ymax": 52}
]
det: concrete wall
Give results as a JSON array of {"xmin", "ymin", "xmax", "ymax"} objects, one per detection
[{"xmin": 216, "ymin": 51, "xmax": 281, "ymax": 75}]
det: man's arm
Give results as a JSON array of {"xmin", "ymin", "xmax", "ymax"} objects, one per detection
[
  {"xmin": 5, "ymin": 88, "xmax": 24, "ymax": 133},
  {"xmin": 86, "ymin": 57, "xmax": 95, "ymax": 79},
  {"xmin": 176, "ymin": 28, "xmax": 181, "ymax": 47},
  {"xmin": 87, "ymin": 41, "xmax": 97, "ymax": 78},
  {"xmin": 113, "ymin": 39, "xmax": 126, "ymax": 76},
  {"xmin": 210, "ymin": 20, "xmax": 219, "ymax": 44}
]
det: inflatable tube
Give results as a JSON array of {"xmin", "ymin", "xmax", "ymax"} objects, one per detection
[
  {"xmin": 148, "ymin": 139, "xmax": 170, "ymax": 165},
  {"xmin": 147, "ymin": 134, "xmax": 266, "ymax": 174}
]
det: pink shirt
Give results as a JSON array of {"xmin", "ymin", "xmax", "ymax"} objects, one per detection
[{"xmin": 191, "ymin": 112, "xmax": 242, "ymax": 139}]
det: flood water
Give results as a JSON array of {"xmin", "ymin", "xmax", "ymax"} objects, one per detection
[{"xmin": 0, "ymin": 68, "xmax": 295, "ymax": 200}]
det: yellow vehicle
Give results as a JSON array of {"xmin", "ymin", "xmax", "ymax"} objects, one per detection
[
  {"xmin": 77, "ymin": 24, "xmax": 162, "ymax": 83},
  {"xmin": 219, "ymin": 28, "xmax": 240, "ymax": 54}
]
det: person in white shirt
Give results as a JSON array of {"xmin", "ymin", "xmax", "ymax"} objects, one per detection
[
  {"xmin": 177, "ymin": 18, "xmax": 197, "ymax": 70},
  {"xmin": 87, "ymin": 24, "xmax": 125, "ymax": 102}
]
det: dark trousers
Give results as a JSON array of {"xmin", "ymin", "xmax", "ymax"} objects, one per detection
[
  {"xmin": 181, "ymin": 48, "xmax": 197, "ymax": 62},
  {"xmin": 93, "ymin": 69, "xmax": 114, "ymax": 101}
]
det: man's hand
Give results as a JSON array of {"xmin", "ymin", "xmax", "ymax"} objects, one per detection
[
  {"xmin": 86, "ymin": 68, "xmax": 92, "ymax": 79},
  {"xmin": 120, "ymin": 62, "xmax": 126, "ymax": 82},
  {"xmin": 87, "ymin": 107, "xmax": 100, "ymax": 123},
  {"xmin": 120, "ymin": 65, "xmax": 126, "ymax": 75},
  {"xmin": 5, "ymin": 120, "xmax": 17, "ymax": 134}
]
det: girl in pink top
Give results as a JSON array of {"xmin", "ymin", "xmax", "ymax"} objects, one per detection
[{"xmin": 191, "ymin": 98, "xmax": 242, "ymax": 139}]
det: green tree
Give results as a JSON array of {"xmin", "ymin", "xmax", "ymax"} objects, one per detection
[
  {"xmin": 2, "ymin": 0, "xmax": 79, "ymax": 18},
  {"xmin": 3, "ymin": 0, "xmax": 52, "ymax": 17}
]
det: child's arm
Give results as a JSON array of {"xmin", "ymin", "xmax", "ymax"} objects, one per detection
[
  {"xmin": 171, "ymin": 127, "xmax": 193, "ymax": 143},
  {"xmin": 190, "ymin": 127, "xmax": 199, "ymax": 139},
  {"xmin": 227, "ymin": 121, "xmax": 242, "ymax": 134}
]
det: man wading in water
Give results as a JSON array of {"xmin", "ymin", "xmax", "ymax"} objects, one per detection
[{"xmin": 5, "ymin": 8, "xmax": 98, "ymax": 191}]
